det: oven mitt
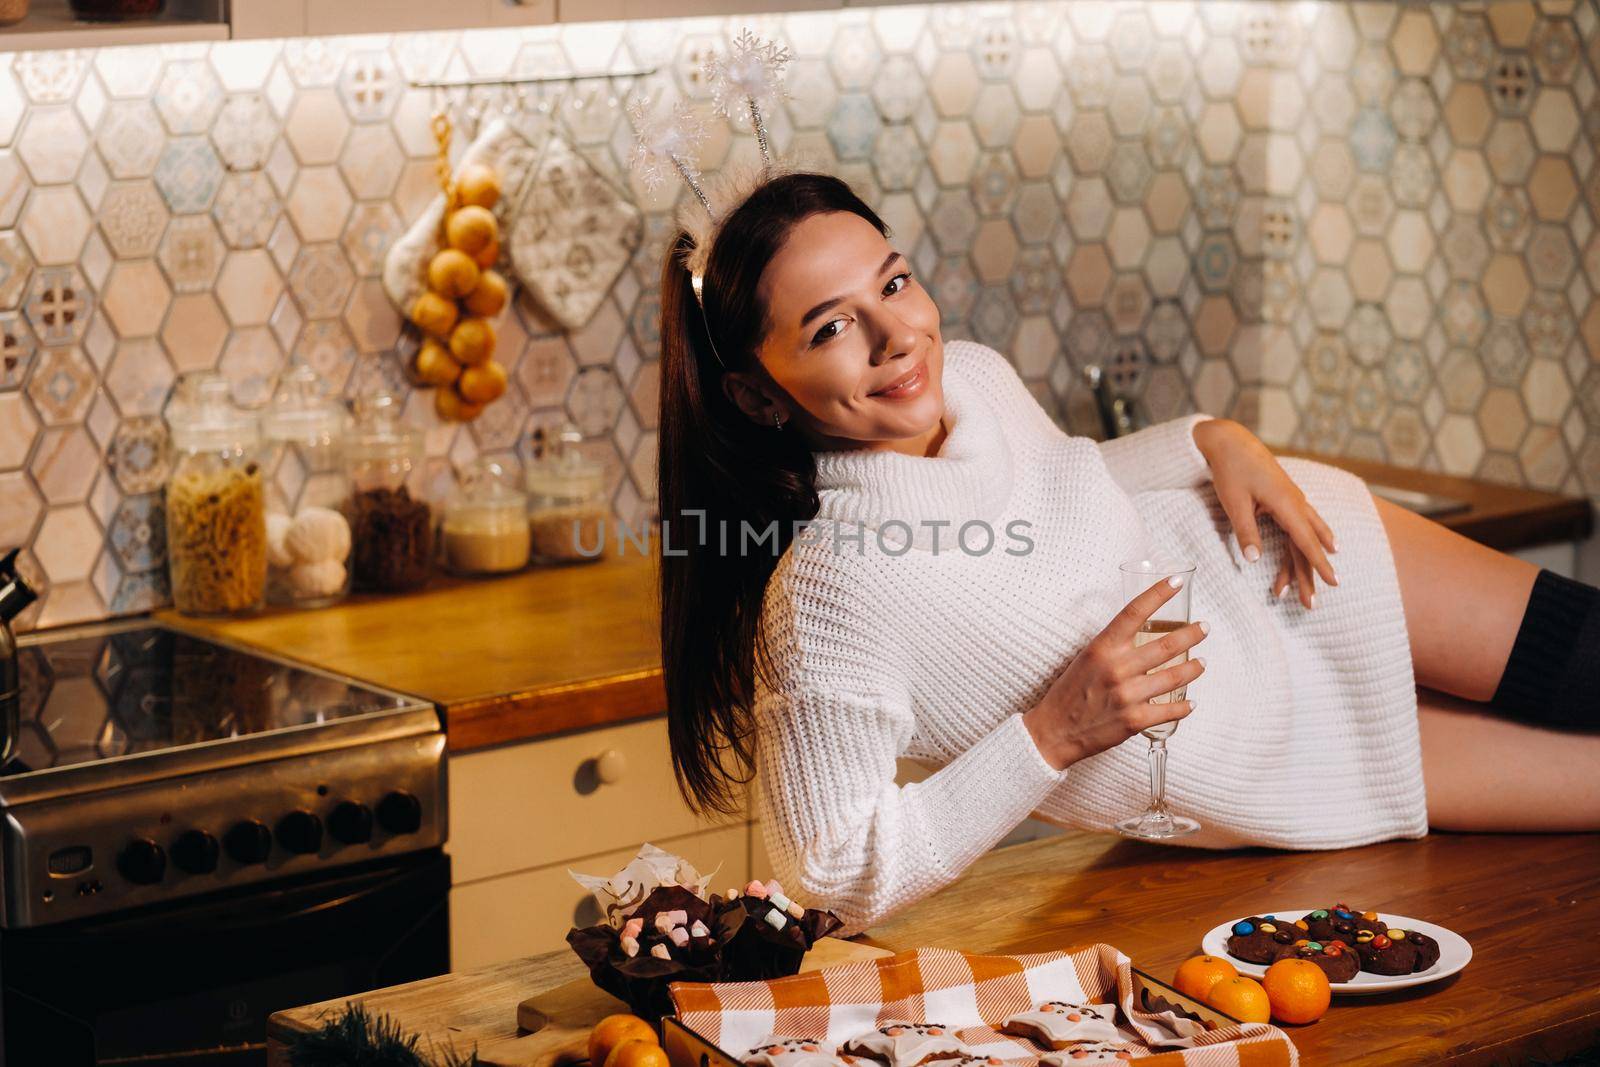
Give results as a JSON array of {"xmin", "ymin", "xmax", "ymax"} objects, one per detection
[
  {"xmin": 381, "ymin": 116, "xmax": 539, "ymax": 320},
  {"xmin": 508, "ymin": 131, "xmax": 643, "ymax": 331}
]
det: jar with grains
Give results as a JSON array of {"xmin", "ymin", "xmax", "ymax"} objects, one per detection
[
  {"xmin": 441, "ymin": 458, "xmax": 531, "ymax": 576},
  {"xmin": 525, "ymin": 421, "xmax": 608, "ymax": 565},
  {"xmin": 343, "ymin": 392, "xmax": 432, "ymax": 593},
  {"xmin": 262, "ymin": 363, "xmax": 352, "ymax": 608},
  {"xmin": 162, "ymin": 373, "xmax": 268, "ymax": 616}
]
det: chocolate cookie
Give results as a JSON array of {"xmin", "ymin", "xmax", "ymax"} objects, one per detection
[
  {"xmin": 1225, "ymin": 916, "xmax": 1293, "ymax": 964},
  {"xmin": 1270, "ymin": 938, "xmax": 1360, "ymax": 983},
  {"xmin": 1301, "ymin": 904, "xmax": 1385, "ymax": 946},
  {"xmin": 1355, "ymin": 926, "xmax": 1439, "ymax": 975}
]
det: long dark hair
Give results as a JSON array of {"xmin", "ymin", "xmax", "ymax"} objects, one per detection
[{"xmin": 658, "ymin": 171, "xmax": 889, "ymax": 816}]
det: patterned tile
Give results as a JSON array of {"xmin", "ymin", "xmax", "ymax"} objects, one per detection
[
  {"xmin": 153, "ymin": 59, "xmax": 223, "ymax": 136},
  {"xmin": 98, "ymin": 181, "xmax": 169, "ymax": 259},
  {"xmin": 153, "ymin": 137, "xmax": 224, "ymax": 214},
  {"xmin": 23, "ymin": 267, "xmax": 92, "ymax": 347},
  {"xmin": 157, "ymin": 214, "xmax": 226, "ymax": 294},
  {"xmin": 211, "ymin": 93, "xmax": 279, "ymax": 171},
  {"xmin": 25, "ymin": 345, "xmax": 96, "ymax": 426}
]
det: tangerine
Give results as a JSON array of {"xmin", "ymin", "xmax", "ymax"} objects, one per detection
[
  {"xmin": 463, "ymin": 269, "xmax": 509, "ymax": 317},
  {"xmin": 428, "ymin": 248, "xmax": 481, "ymax": 299},
  {"xmin": 456, "ymin": 163, "xmax": 502, "ymax": 210},
  {"xmin": 413, "ymin": 338, "xmax": 462, "ymax": 387},
  {"xmin": 449, "ymin": 316, "xmax": 496, "ymax": 366},
  {"xmin": 1207, "ymin": 976, "xmax": 1271, "ymax": 1024},
  {"xmin": 589, "ymin": 1015, "xmax": 656, "ymax": 1067},
  {"xmin": 459, "ymin": 359, "xmax": 508, "ymax": 404},
  {"xmin": 1172, "ymin": 955, "xmax": 1237, "ymax": 1004},
  {"xmin": 1262, "ymin": 958, "xmax": 1331, "ymax": 1025},
  {"xmin": 446, "ymin": 205, "xmax": 499, "ymax": 256},
  {"xmin": 604, "ymin": 1039, "xmax": 670, "ymax": 1067},
  {"xmin": 410, "ymin": 291, "xmax": 459, "ymax": 338}
]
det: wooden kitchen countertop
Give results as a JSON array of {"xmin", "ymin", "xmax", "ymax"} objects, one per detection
[
  {"xmin": 159, "ymin": 453, "xmax": 1590, "ymax": 754},
  {"xmin": 267, "ymin": 829, "xmax": 1600, "ymax": 1065}
]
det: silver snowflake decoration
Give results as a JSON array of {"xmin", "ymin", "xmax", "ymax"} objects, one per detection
[{"xmin": 625, "ymin": 95, "xmax": 711, "ymax": 210}]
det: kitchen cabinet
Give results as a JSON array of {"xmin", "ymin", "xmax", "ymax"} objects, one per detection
[
  {"xmin": 230, "ymin": 0, "xmax": 556, "ymax": 38},
  {"xmin": 446, "ymin": 714, "xmax": 752, "ymax": 968}
]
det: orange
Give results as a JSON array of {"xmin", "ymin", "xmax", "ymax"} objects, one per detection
[
  {"xmin": 1173, "ymin": 955, "xmax": 1237, "ymax": 1003},
  {"xmin": 456, "ymin": 163, "xmax": 502, "ymax": 210},
  {"xmin": 427, "ymin": 248, "xmax": 481, "ymax": 299},
  {"xmin": 605, "ymin": 1040, "xmax": 670, "ymax": 1067},
  {"xmin": 473, "ymin": 234, "xmax": 501, "ymax": 270},
  {"xmin": 413, "ymin": 338, "xmax": 462, "ymax": 387},
  {"xmin": 433, "ymin": 385, "xmax": 483, "ymax": 422},
  {"xmin": 1262, "ymin": 958, "xmax": 1331, "ymax": 1025},
  {"xmin": 1207, "ymin": 976, "xmax": 1271, "ymax": 1024},
  {"xmin": 410, "ymin": 291, "xmax": 459, "ymax": 338},
  {"xmin": 463, "ymin": 269, "xmax": 509, "ymax": 317},
  {"xmin": 589, "ymin": 1015, "xmax": 656, "ymax": 1067},
  {"xmin": 459, "ymin": 359, "xmax": 508, "ymax": 404},
  {"xmin": 449, "ymin": 316, "xmax": 496, "ymax": 366},
  {"xmin": 446, "ymin": 205, "xmax": 499, "ymax": 256}
]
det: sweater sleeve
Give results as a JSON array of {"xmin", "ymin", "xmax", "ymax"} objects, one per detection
[
  {"xmin": 1095, "ymin": 413, "xmax": 1217, "ymax": 494},
  {"xmin": 753, "ymin": 685, "xmax": 1066, "ymax": 936}
]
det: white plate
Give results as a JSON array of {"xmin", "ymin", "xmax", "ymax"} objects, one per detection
[{"xmin": 1199, "ymin": 908, "xmax": 1472, "ymax": 995}]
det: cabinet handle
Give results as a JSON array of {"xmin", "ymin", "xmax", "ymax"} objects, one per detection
[{"xmin": 595, "ymin": 749, "xmax": 627, "ymax": 785}]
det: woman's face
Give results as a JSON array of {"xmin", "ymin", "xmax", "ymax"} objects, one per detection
[{"xmin": 723, "ymin": 210, "xmax": 945, "ymax": 455}]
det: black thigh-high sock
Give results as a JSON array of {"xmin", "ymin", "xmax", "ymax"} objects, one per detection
[{"xmin": 1487, "ymin": 568, "xmax": 1600, "ymax": 731}]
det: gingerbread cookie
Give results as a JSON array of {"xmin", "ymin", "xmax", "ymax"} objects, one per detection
[
  {"xmin": 1038, "ymin": 1043, "xmax": 1134, "ymax": 1064},
  {"xmin": 743, "ymin": 1038, "xmax": 855, "ymax": 1067},
  {"xmin": 1000, "ymin": 1002, "xmax": 1119, "ymax": 1049},
  {"xmin": 1354, "ymin": 926, "xmax": 1440, "ymax": 976},
  {"xmin": 1225, "ymin": 916, "xmax": 1290, "ymax": 964},
  {"xmin": 1270, "ymin": 938, "xmax": 1360, "ymax": 983},
  {"xmin": 840, "ymin": 1022, "xmax": 966, "ymax": 1067}
]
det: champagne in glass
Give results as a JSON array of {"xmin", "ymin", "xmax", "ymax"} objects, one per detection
[{"xmin": 1114, "ymin": 558, "xmax": 1200, "ymax": 840}]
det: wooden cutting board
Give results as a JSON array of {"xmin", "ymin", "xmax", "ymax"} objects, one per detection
[{"xmin": 474, "ymin": 938, "xmax": 892, "ymax": 1067}]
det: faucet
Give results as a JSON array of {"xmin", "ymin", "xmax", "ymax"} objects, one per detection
[
  {"xmin": 1, "ymin": 547, "xmax": 39, "ymax": 768},
  {"xmin": 1080, "ymin": 364, "xmax": 1143, "ymax": 440}
]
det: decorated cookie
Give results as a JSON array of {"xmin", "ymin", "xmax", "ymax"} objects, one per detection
[
  {"xmin": 1038, "ymin": 1043, "xmax": 1134, "ymax": 1064},
  {"xmin": 1271, "ymin": 938, "xmax": 1360, "ymax": 983},
  {"xmin": 743, "ymin": 1038, "xmax": 857, "ymax": 1067},
  {"xmin": 1355, "ymin": 926, "xmax": 1440, "ymax": 976},
  {"xmin": 840, "ymin": 1022, "xmax": 967, "ymax": 1067},
  {"xmin": 1225, "ymin": 916, "xmax": 1287, "ymax": 964},
  {"xmin": 1302, "ymin": 904, "xmax": 1386, "ymax": 946},
  {"xmin": 942, "ymin": 1056, "xmax": 1006, "ymax": 1067},
  {"xmin": 999, "ymin": 1002, "xmax": 1120, "ymax": 1049}
]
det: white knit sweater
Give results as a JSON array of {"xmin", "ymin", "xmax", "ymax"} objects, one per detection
[{"xmin": 752, "ymin": 339, "xmax": 1428, "ymax": 936}]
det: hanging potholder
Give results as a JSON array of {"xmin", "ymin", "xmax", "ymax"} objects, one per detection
[{"xmin": 508, "ymin": 133, "xmax": 643, "ymax": 332}]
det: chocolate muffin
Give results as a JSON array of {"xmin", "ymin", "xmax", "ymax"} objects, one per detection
[{"xmin": 1270, "ymin": 938, "xmax": 1360, "ymax": 983}]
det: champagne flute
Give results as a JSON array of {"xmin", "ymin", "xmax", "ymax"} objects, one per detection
[{"xmin": 1114, "ymin": 558, "xmax": 1201, "ymax": 840}]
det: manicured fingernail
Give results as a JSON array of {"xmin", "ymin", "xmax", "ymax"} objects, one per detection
[
  {"xmin": 1329, "ymin": 540, "xmax": 1339, "ymax": 554},
  {"xmin": 1307, "ymin": 593, "xmax": 1316, "ymax": 610},
  {"xmin": 1194, "ymin": 656, "xmax": 1206, "ymax": 669},
  {"xmin": 1243, "ymin": 544, "xmax": 1260, "ymax": 563},
  {"xmin": 1168, "ymin": 574, "xmax": 1184, "ymax": 588},
  {"xmin": 1198, "ymin": 620, "xmax": 1210, "ymax": 635},
  {"xmin": 1277, "ymin": 584, "xmax": 1290, "ymax": 599}
]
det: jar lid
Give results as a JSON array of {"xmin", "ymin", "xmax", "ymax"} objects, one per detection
[
  {"xmin": 446, "ymin": 457, "xmax": 527, "ymax": 522},
  {"xmin": 164, "ymin": 372, "xmax": 260, "ymax": 452},
  {"xmin": 526, "ymin": 421, "xmax": 606, "ymax": 498},
  {"xmin": 344, "ymin": 392, "xmax": 421, "ymax": 464},
  {"xmin": 262, "ymin": 363, "xmax": 347, "ymax": 446}
]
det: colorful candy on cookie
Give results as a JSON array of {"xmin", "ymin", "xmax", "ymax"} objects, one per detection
[
  {"xmin": 1269, "ymin": 938, "xmax": 1360, "ymax": 983},
  {"xmin": 1038, "ymin": 1044, "xmax": 1134, "ymax": 1064},
  {"xmin": 1355, "ymin": 926, "xmax": 1441, "ymax": 976},
  {"xmin": 839, "ymin": 1021, "xmax": 967, "ymax": 1067},
  {"xmin": 1225, "ymin": 916, "xmax": 1285, "ymax": 964},
  {"xmin": 742, "ymin": 1036, "xmax": 857, "ymax": 1067},
  {"xmin": 999, "ymin": 1002, "xmax": 1120, "ymax": 1048},
  {"xmin": 1302, "ymin": 905, "xmax": 1385, "ymax": 945}
]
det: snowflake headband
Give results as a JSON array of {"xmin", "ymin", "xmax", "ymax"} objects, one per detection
[{"xmin": 627, "ymin": 29, "xmax": 797, "ymax": 368}]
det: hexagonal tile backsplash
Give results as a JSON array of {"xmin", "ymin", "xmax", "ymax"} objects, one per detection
[{"xmin": 1, "ymin": 0, "xmax": 1599, "ymax": 631}]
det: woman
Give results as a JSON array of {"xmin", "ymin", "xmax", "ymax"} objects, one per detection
[{"xmin": 656, "ymin": 171, "xmax": 1600, "ymax": 935}]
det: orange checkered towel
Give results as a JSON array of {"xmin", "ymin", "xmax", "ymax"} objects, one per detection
[{"xmin": 669, "ymin": 945, "xmax": 1297, "ymax": 1066}]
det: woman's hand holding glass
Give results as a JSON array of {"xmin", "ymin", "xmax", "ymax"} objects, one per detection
[{"xmin": 1022, "ymin": 575, "xmax": 1209, "ymax": 772}]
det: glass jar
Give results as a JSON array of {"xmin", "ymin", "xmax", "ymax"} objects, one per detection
[
  {"xmin": 343, "ymin": 392, "xmax": 432, "ymax": 593},
  {"xmin": 262, "ymin": 363, "xmax": 351, "ymax": 608},
  {"xmin": 441, "ymin": 459, "xmax": 531, "ymax": 576},
  {"xmin": 163, "ymin": 373, "xmax": 268, "ymax": 616},
  {"xmin": 526, "ymin": 422, "xmax": 608, "ymax": 565}
]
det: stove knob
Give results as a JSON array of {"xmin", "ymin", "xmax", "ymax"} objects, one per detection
[
  {"xmin": 224, "ymin": 819, "xmax": 273, "ymax": 865},
  {"xmin": 328, "ymin": 801, "xmax": 374, "ymax": 845},
  {"xmin": 376, "ymin": 790, "xmax": 423, "ymax": 835},
  {"xmin": 171, "ymin": 829, "xmax": 220, "ymax": 875},
  {"xmin": 117, "ymin": 837, "xmax": 166, "ymax": 885},
  {"xmin": 276, "ymin": 810, "xmax": 324, "ymax": 855}
]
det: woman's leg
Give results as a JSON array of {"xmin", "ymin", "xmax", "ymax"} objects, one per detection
[
  {"xmin": 1372, "ymin": 494, "xmax": 1540, "ymax": 700},
  {"xmin": 1419, "ymin": 685, "xmax": 1600, "ymax": 831}
]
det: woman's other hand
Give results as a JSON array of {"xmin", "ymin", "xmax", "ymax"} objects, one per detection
[
  {"xmin": 1023, "ymin": 574, "xmax": 1208, "ymax": 770},
  {"xmin": 1194, "ymin": 417, "xmax": 1338, "ymax": 610}
]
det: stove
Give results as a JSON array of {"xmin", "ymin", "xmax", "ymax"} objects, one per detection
[{"xmin": 1, "ymin": 618, "xmax": 446, "ymax": 929}]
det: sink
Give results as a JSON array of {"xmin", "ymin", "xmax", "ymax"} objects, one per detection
[{"xmin": 1366, "ymin": 482, "xmax": 1471, "ymax": 519}]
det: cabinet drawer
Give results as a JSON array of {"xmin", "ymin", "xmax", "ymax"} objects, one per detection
[
  {"xmin": 448, "ymin": 716, "xmax": 747, "ymax": 883},
  {"xmin": 450, "ymin": 822, "xmax": 750, "ymax": 970}
]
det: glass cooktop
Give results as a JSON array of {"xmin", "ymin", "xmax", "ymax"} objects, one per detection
[{"xmin": 7, "ymin": 623, "xmax": 425, "ymax": 778}]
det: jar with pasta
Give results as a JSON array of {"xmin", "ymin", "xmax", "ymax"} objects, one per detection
[
  {"xmin": 262, "ymin": 363, "xmax": 352, "ymax": 608},
  {"xmin": 525, "ymin": 421, "xmax": 608, "ymax": 565},
  {"xmin": 344, "ymin": 392, "xmax": 433, "ymax": 593},
  {"xmin": 162, "ymin": 372, "xmax": 268, "ymax": 616}
]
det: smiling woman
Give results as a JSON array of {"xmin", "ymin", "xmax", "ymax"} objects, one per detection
[{"xmin": 652, "ymin": 170, "xmax": 1600, "ymax": 936}]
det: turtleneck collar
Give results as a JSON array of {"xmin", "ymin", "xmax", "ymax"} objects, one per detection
[{"xmin": 809, "ymin": 350, "xmax": 1014, "ymax": 552}]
